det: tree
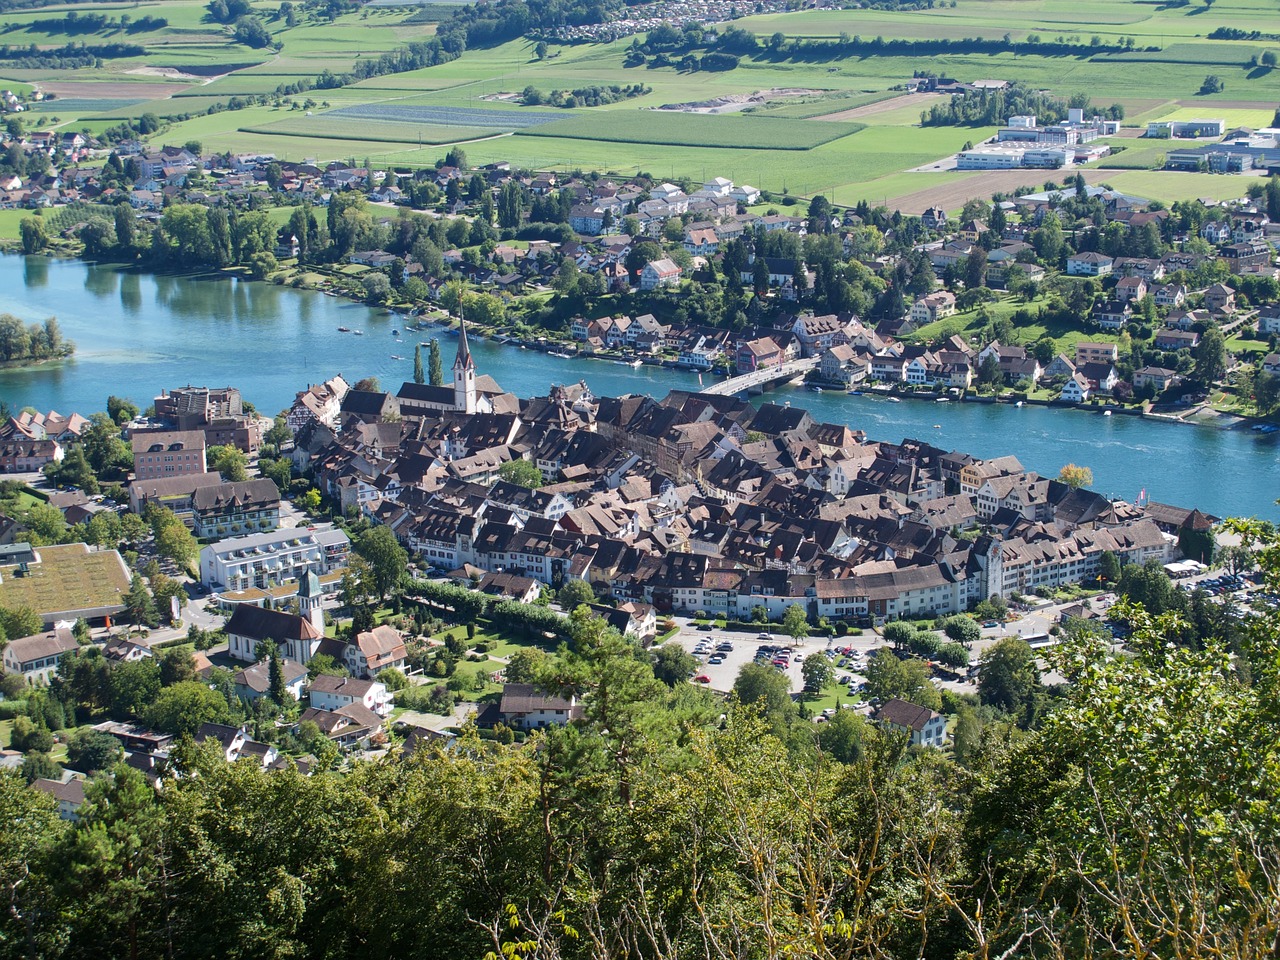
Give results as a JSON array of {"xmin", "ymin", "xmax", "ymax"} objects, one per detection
[
  {"xmin": 428, "ymin": 339, "xmax": 443, "ymax": 386},
  {"xmin": 977, "ymin": 636, "xmax": 1040, "ymax": 723},
  {"xmin": 143, "ymin": 680, "xmax": 231, "ymax": 734},
  {"xmin": 65, "ymin": 729, "xmax": 123, "ymax": 772},
  {"xmin": 0, "ymin": 604, "xmax": 43, "ymax": 640},
  {"xmin": 10, "ymin": 716, "xmax": 54, "ymax": 753},
  {"xmin": 354, "ymin": 525, "xmax": 408, "ymax": 599},
  {"xmin": 865, "ymin": 649, "xmax": 941, "ymax": 710},
  {"xmin": 882, "ymin": 620, "xmax": 918, "ymax": 652},
  {"xmin": 363, "ymin": 272, "xmax": 391, "ymax": 304},
  {"xmin": 816, "ymin": 708, "xmax": 869, "ymax": 763},
  {"xmin": 19, "ymin": 751, "xmax": 59, "ymax": 784},
  {"xmin": 106, "ymin": 395, "xmax": 138, "ymax": 425},
  {"xmin": 413, "ymin": 344, "xmax": 424, "ymax": 385},
  {"xmin": 504, "ymin": 647, "xmax": 548, "ymax": 685},
  {"xmin": 534, "ymin": 40, "xmax": 548, "ymax": 59},
  {"xmin": 19, "ymin": 216, "xmax": 47, "ymax": 255},
  {"xmin": 267, "ymin": 643, "xmax": 291, "ymax": 704},
  {"xmin": 943, "ymin": 615, "xmax": 981, "ymax": 647},
  {"xmin": 107, "ymin": 658, "xmax": 161, "ymax": 718},
  {"xmin": 124, "ymin": 575, "xmax": 159, "ymax": 627},
  {"xmin": 1199, "ymin": 74, "xmax": 1224, "ymax": 94},
  {"xmin": 733, "ymin": 662, "xmax": 795, "ymax": 731},
  {"xmin": 782, "ymin": 603, "xmax": 809, "ymax": 641},
  {"xmin": 1194, "ymin": 326, "xmax": 1226, "ymax": 384},
  {"xmin": 497, "ymin": 458, "xmax": 542, "ymax": 489},
  {"xmin": 650, "ymin": 644, "xmax": 696, "ymax": 687},
  {"xmin": 801, "ymin": 654, "xmax": 833, "ymax": 693},
  {"xmin": 1218, "ymin": 543, "xmax": 1254, "ymax": 576},
  {"xmin": 1057, "ymin": 463, "xmax": 1094, "ymax": 489},
  {"xmin": 1100, "ymin": 549, "xmax": 1121, "ymax": 583},
  {"xmin": 557, "ymin": 579, "xmax": 595, "ymax": 610},
  {"xmin": 207, "ymin": 444, "xmax": 248, "ymax": 482}
]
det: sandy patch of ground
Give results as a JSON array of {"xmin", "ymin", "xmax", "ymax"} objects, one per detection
[
  {"xmin": 887, "ymin": 168, "xmax": 1114, "ymax": 214},
  {"xmin": 656, "ymin": 88, "xmax": 827, "ymax": 114},
  {"xmin": 125, "ymin": 66, "xmax": 206, "ymax": 82},
  {"xmin": 808, "ymin": 91, "xmax": 939, "ymax": 123}
]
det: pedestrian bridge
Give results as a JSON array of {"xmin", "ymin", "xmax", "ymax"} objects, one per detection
[{"xmin": 698, "ymin": 357, "xmax": 819, "ymax": 396}]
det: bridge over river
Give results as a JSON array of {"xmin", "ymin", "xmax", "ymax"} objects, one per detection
[{"xmin": 698, "ymin": 357, "xmax": 819, "ymax": 396}]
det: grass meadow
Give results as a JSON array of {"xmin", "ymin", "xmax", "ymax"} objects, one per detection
[{"xmin": 2, "ymin": 0, "xmax": 1278, "ymax": 208}]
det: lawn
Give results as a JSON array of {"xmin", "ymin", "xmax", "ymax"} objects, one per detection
[{"xmin": 0, "ymin": 543, "xmax": 132, "ymax": 621}]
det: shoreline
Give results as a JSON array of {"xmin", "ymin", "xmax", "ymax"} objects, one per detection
[{"xmin": 10, "ymin": 251, "xmax": 1277, "ymax": 435}]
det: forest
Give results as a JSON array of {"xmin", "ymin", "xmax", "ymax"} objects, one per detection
[{"xmin": 0, "ymin": 521, "xmax": 1277, "ymax": 960}]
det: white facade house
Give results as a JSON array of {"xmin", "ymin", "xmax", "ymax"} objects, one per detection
[
  {"xmin": 200, "ymin": 527, "xmax": 350, "ymax": 591},
  {"xmin": 307, "ymin": 675, "xmax": 392, "ymax": 716}
]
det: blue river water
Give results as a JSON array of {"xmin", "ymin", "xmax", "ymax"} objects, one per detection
[{"xmin": 0, "ymin": 255, "xmax": 1276, "ymax": 519}]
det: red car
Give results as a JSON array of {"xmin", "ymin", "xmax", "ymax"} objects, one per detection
[{"xmin": 693, "ymin": 674, "xmax": 711, "ymax": 684}]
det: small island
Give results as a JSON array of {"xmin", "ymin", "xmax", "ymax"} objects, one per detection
[{"xmin": 0, "ymin": 313, "xmax": 74, "ymax": 367}]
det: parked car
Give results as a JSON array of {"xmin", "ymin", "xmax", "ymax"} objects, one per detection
[{"xmin": 693, "ymin": 674, "xmax": 711, "ymax": 684}]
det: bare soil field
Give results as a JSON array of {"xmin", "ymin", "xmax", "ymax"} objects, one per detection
[
  {"xmin": 36, "ymin": 80, "xmax": 193, "ymax": 99},
  {"xmin": 890, "ymin": 168, "xmax": 1114, "ymax": 214},
  {"xmin": 809, "ymin": 91, "xmax": 938, "ymax": 122}
]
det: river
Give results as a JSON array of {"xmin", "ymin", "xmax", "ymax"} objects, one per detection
[{"xmin": 0, "ymin": 256, "xmax": 1276, "ymax": 519}]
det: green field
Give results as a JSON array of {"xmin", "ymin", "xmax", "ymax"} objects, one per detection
[
  {"xmin": 241, "ymin": 116, "xmax": 498, "ymax": 145},
  {"xmin": 4, "ymin": 0, "xmax": 1278, "ymax": 209},
  {"xmin": 517, "ymin": 111, "xmax": 865, "ymax": 150}
]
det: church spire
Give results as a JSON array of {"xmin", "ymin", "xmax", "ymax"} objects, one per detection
[{"xmin": 454, "ymin": 307, "xmax": 474, "ymax": 372}]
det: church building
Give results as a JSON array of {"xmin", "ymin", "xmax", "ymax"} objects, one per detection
[{"xmin": 395, "ymin": 317, "xmax": 511, "ymax": 416}]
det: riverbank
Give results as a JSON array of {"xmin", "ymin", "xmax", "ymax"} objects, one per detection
[{"xmin": 12, "ymin": 249, "xmax": 1280, "ymax": 438}]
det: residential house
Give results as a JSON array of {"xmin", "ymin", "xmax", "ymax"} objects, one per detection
[
  {"xmin": 1133, "ymin": 366, "xmax": 1182, "ymax": 392},
  {"xmin": 130, "ymin": 429, "xmax": 207, "ymax": 481},
  {"xmin": 874, "ymin": 698, "xmax": 947, "ymax": 747},
  {"xmin": 1075, "ymin": 342, "xmax": 1119, "ymax": 366},
  {"xmin": 199, "ymin": 526, "xmax": 350, "ymax": 592},
  {"xmin": 307, "ymin": 674, "xmax": 392, "ymax": 716},
  {"xmin": 1114, "ymin": 276, "xmax": 1147, "ymax": 303},
  {"xmin": 1258, "ymin": 305, "xmax": 1280, "ymax": 336},
  {"xmin": 1204, "ymin": 282, "xmax": 1236, "ymax": 314},
  {"xmin": 818, "ymin": 344, "xmax": 869, "ymax": 387},
  {"xmin": 735, "ymin": 337, "xmax": 784, "ymax": 375},
  {"xmin": 1154, "ymin": 283, "xmax": 1187, "ymax": 309},
  {"xmin": 909, "ymin": 291, "xmax": 956, "ymax": 325},
  {"xmin": 639, "ymin": 258, "xmax": 682, "ymax": 291},
  {"xmin": 2, "ymin": 625, "xmax": 78, "ymax": 684},
  {"xmin": 1066, "ymin": 252, "xmax": 1114, "ymax": 277},
  {"xmin": 1059, "ymin": 371, "xmax": 1092, "ymax": 403},
  {"xmin": 480, "ymin": 682, "xmax": 579, "ymax": 731},
  {"xmin": 1154, "ymin": 329, "xmax": 1200, "ymax": 351},
  {"xmin": 1260, "ymin": 352, "xmax": 1280, "ymax": 375},
  {"xmin": 1092, "ymin": 299, "xmax": 1132, "ymax": 331},
  {"xmin": 33, "ymin": 778, "xmax": 85, "ymax": 821},
  {"xmin": 338, "ymin": 624, "xmax": 407, "ymax": 679},
  {"xmin": 233, "ymin": 657, "xmax": 308, "ymax": 703},
  {"xmin": 191, "ymin": 478, "xmax": 281, "ymax": 539}
]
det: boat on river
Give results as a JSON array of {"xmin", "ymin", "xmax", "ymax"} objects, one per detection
[{"xmin": 337, "ymin": 326, "xmax": 349, "ymax": 333}]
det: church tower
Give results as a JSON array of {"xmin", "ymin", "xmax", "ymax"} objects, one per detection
[
  {"xmin": 453, "ymin": 310, "xmax": 477, "ymax": 414},
  {"xmin": 297, "ymin": 570, "xmax": 325, "ymax": 644}
]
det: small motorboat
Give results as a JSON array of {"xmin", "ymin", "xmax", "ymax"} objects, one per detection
[
  {"xmin": 1015, "ymin": 400, "xmax": 1023, "ymax": 408},
  {"xmin": 391, "ymin": 354, "xmax": 404, "ymax": 361},
  {"xmin": 888, "ymin": 397, "xmax": 901, "ymax": 403},
  {"xmin": 847, "ymin": 389, "xmax": 862, "ymax": 396},
  {"xmin": 337, "ymin": 326, "xmax": 350, "ymax": 333},
  {"xmin": 392, "ymin": 329, "xmax": 399, "ymax": 335},
  {"xmin": 631, "ymin": 359, "xmax": 643, "ymax": 368},
  {"xmin": 1103, "ymin": 410, "xmax": 1112, "ymax": 417},
  {"xmin": 353, "ymin": 330, "xmax": 363, "ymax": 336},
  {"xmin": 936, "ymin": 397, "xmax": 950, "ymax": 403},
  {"xmin": 810, "ymin": 386, "xmax": 823, "ymax": 393}
]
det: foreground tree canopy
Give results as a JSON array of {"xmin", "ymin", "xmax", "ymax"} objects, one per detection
[{"xmin": 2, "ymin": 526, "xmax": 1278, "ymax": 959}]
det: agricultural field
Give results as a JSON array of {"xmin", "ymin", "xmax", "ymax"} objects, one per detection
[
  {"xmin": 517, "ymin": 112, "xmax": 866, "ymax": 150},
  {"xmin": 241, "ymin": 115, "xmax": 499, "ymax": 145},
  {"xmin": 0, "ymin": 0, "xmax": 1275, "ymax": 210}
]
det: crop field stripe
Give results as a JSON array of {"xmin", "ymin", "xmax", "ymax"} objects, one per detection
[
  {"xmin": 239, "ymin": 118, "xmax": 497, "ymax": 145},
  {"xmin": 516, "ymin": 112, "xmax": 865, "ymax": 149},
  {"xmin": 324, "ymin": 103, "xmax": 560, "ymax": 127}
]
